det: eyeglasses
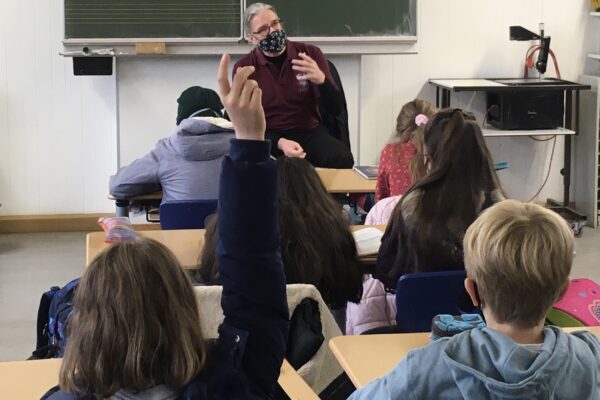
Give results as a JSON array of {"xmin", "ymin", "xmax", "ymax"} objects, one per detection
[{"xmin": 251, "ymin": 18, "xmax": 283, "ymax": 38}]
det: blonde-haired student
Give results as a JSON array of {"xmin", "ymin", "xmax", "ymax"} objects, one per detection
[
  {"xmin": 42, "ymin": 54, "xmax": 289, "ymax": 400},
  {"xmin": 375, "ymin": 99, "xmax": 436, "ymax": 202},
  {"xmin": 350, "ymin": 200, "xmax": 600, "ymax": 399}
]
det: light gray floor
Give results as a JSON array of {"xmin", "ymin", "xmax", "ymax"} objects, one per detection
[{"xmin": 1, "ymin": 228, "xmax": 599, "ymax": 362}]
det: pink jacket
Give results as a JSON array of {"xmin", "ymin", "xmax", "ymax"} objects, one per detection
[
  {"xmin": 346, "ymin": 277, "xmax": 397, "ymax": 335},
  {"xmin": 365, "ymin": 196, "xmax": 401, "ymax": 225}
]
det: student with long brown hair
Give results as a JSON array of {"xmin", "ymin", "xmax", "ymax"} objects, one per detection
[
  {"xmin": 198, "ymin": 156, "xmax": 363, "ymax": 310},
  {"xmin": 43, "ymin": 54, "xmax": 289, "ymax": 400},
  {"xmin": 374, "ymin": 108, "xmax": 505, "ymax": 292}
]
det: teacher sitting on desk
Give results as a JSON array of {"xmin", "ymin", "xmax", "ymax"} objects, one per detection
[{"xmin": 234, "ymin": 2, "xmax": 354, "ymax": 168}]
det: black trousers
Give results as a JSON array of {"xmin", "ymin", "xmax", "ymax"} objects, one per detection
[{"xmin": 266, "ymin": 125, "xmax": 354, "ymax": 168}]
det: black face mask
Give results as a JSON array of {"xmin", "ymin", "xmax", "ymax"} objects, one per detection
[{"xmin": 258, "ymin": 29, "xmax": 287, "ymax": 53}]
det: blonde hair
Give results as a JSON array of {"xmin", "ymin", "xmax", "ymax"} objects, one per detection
[
  {"xmin": 60, "ymin": 238, "xmax": 207, "ymax": 397},
  {"xmin": 463, "ymin": 200, "xmax": 573, "ymax": 328}
]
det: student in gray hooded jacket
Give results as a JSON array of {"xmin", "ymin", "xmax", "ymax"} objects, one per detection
[
  {"xmin": 350, "ymin": 199, "xmax": 600, "ymax": 400},
  {"xmin": 109, "ymin": 116, "xmax": 234, "ymax": 203}
]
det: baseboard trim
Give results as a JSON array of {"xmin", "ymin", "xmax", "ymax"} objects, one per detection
[
  {"xmin": 0, "ymin": 214, "xmax": 162, "ymax": 234},
  {"xmin": 0, "ymin": 214, "xmax": 112, "ymax": 233}
]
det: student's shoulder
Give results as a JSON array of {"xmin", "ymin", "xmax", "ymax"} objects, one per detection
[{"xmin": 567, "ymin": 329, "xmax": 600, "ymax": 352}]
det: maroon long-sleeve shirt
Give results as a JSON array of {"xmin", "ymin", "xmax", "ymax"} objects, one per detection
[{"xmin": 234, "ymin": 41, "xmax": 337, "ymax": 132}]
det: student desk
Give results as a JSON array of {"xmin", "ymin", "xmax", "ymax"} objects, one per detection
[
  {"xmin": 315, "ymin": 168, "xmax": 376, "ymax": 194},
  {"xmin": 86, "ymin": 225, "xmax": 385, "ymax": 267},
  {"xmin": 329, "ymin": 326, "xmax": 600, "ymax": 389},
  {"xmin": 87, "ymin": 229, "xmax": 205, "ymax": 267},
  {"xmin": 0, "ymin": 358, "xmax": 61, "ymax": 399},
  {"xmin": 0, "ymin": 358, "xmax": 317, "ymax": 399},
  {"xmin": 108, "ymin": 168, "xmax": 377, "ymax": 217}
]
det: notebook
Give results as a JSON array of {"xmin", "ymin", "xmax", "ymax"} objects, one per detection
[
  {"xmin": 353, "ymin": 165, "xmax": 378, "ymax": 180},
  {"xmin": 353, "ymin": 227, "xmax": 384, "ymax": 256}
]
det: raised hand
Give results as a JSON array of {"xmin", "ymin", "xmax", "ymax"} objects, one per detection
[
  {"xmin": 291, "ymin": 52, "xmax": 326, "ymax": 85},
  {"xmin": 277, "ymin": 138, "xmax": 306, "ymax": 159},
  {"xmin": 217, "ymin": 54, "xmax": 266, "ymax": 141}
]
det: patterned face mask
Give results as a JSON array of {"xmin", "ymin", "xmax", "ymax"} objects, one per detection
[{"xmin": 258, "ymin": 29, "xmax": 287, "ymax": 53}]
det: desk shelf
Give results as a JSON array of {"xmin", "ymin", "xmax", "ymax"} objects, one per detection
[
  {"xmin": 588, "ymin": 53, "xmax": 600, "ymax": 61},
  {"xmin": 482, "ymin": 126, "xmax": 574, "ymax": 137},
  {"xmin": 591, "ymin": 11, "xmax": 600, "ymax": 17}
]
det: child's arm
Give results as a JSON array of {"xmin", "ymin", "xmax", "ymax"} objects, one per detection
[
  {"xmin": 216, "ymin": 55, "xmax": 289, "ymax": 396},
  {"xmin": 109, "ymin": 148, "xmax": 161, "ymax": 198}
]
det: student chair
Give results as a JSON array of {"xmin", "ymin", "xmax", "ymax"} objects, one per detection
[
  {"xmin": 193, "ymin": 284, "xmax": 343, "ymax": 395},
  {"xmin": 395, "ymin": 270, "xmax": 474, "ymax": 333},
  {"xmin": 319, "ymin": 59, "xmax": 351, "ymax": 150},
  {"xmin": 159, "ymin": 199, "xmax": 218, "ymax": 230}
]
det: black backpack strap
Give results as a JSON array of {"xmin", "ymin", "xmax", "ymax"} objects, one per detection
[{"xmin": 35, "ymin": 288, "xmax": 59, "ymax": 350}]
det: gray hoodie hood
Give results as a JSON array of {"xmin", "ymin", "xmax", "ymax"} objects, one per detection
[
  {"xmin": 169, "ymin": 117, "xmax": 234, "ymax": 161},
  {"xmin": 443, "ymin": 326, "xmax": 600, "ymax": 399}
]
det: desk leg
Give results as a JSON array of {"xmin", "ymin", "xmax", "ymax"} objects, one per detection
[
  {"xmin": 115, "ymin": 199, "xmax": 130, "ymax": 218},
  {"xmin": 562, "ymin": 90, "xmax": 573, "ymax": 207},
  {"xmin": 547, "ymin": 89, "xmax": 587, "ymax": 232}
]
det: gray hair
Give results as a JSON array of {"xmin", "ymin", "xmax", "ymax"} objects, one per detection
[{"xmin": 244, "ymin": 3, "xmax": 276, "ymax": 34}]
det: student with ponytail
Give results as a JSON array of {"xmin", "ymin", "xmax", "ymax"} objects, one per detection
[{"xmin": 374, "ymin": 108, "xmax": 505, "ymax": 292}]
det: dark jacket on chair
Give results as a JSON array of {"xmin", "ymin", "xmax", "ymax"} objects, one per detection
[
  {"xmin": 43, "ymin": 139, "xmax": 289, "ymax": 400},
  {"xmin": 319, "ymin": 60, "xmax": 350, "ymax": 150}
]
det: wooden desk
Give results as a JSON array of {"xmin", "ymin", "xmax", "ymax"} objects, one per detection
[
  {"xmin": 329, "ymin": 326, "xmax": 600, "ymax": 389},
  {"xmin": 0, "ymin": 358, "xmax": 61, "ymax": 399},
  {"xmin": 87, "ymin": 225, "xmax": 385, "ymax": 268},
  {"xmin": 108, "ymin": 169, "xmax": 376, "ymax": 216},
  {"xmin": 316, "ymin": 168, "xmax": 376, "ymax": 194},
  {"xmin": 86, "ymin": 229, "xmax": 205, "ymax": 267},
  {"xmin": 0, "ymin": 358, "xmax": 316, "ymax": 399},
  {"xmin": 278, "ymin": 360, "xmax": 319, "ymax": 399}
]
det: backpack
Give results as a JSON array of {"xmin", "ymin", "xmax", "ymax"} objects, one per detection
[
  {"xmin": 30, "ymin": 278, "xmax": 80, "ymax": 359},
  {"xmin": 547, "ymin": 278, "xmax": 600, "ymax": 327}
]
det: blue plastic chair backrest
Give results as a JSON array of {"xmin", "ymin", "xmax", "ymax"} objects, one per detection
[
  {"xmin": 159, "ymin": 200, "xmax": 218, "ymax": 230},
  {"xmin": 395, "ymin": 270, "xmax": 469, "ymax": 333}
]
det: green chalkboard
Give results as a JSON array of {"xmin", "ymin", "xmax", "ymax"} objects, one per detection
[
  {"xmin": 64, "ymin": 0, "xmax": 415, "ymax": 40},
  {"xmin": 65, "ymin": 0, "xmax": 241, "ymax": 39},
  {"xmin": 257, "ymin": 0, "xmax": 416, "ymax": 37}
]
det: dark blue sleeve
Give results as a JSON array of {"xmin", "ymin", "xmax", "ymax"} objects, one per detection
[{"xmin": 217, "ymin": 139, "xmax": 289, "ymax": 396}]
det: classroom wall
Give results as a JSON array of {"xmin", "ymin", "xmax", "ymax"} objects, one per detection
[
  {"xmin": 0, "ymin": 0, "xmax": 593, "ymax": 215},
  {"xmin": 359, "ymin": 0, "xmax": 591, "ymax": 202},
  {"xmin": 0, "ymin": 0, "xmax": 117, "ymax": 216}
]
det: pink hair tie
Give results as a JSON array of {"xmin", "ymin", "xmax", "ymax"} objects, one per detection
[{"xmin": 415, "ymin": 114, "xmax": 428, "ymax": 127}]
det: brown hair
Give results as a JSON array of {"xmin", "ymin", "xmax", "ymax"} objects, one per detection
[
  {"xmin": 60, "ymin": 238, "xmax": 207, "ymax": 397},
  {"xmin": 464, "ymin": 200, "xmax": 573, "ymax": 328},
  {"xmin": 378, "ymin": 109, "xmax": 504, "ymax": 290},
  {"xmin": 197, "ymin": 214, "xmax": 220, "ymax": 285},
  {"xmin": 394, "ymin": 99, "xmax": 437, "ymax": 181},
  {"xmin": 198, "ymin": 157, "xmax": 363, "ymax": 309}
]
